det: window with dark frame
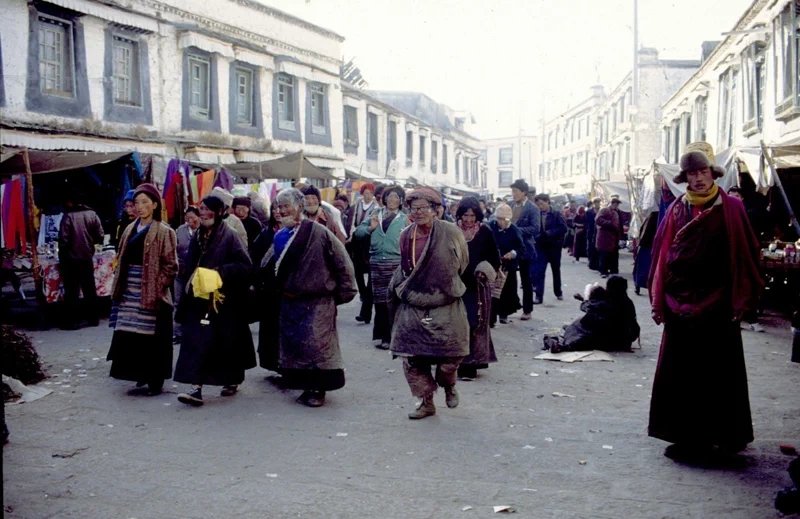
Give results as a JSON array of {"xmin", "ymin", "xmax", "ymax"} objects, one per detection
[
  {"xmin": 499, "ymin": 147, "xmax": 513, "ymax": 165},
  {"xmin": 419, "ymin": 135, "xmax": 426, "ymax": 166},
  {"xmin": 277, "ymin": 73, "xmax": 295, "ymax": 130},
  {"xmin": 112, "ymin": 35, "xmax": 140, "ymax": 106},
  {"xmin": 38, "ymin": 14, "xmax": 74, "ymax": 97},
  {"xmin": 343, "ymin": 106, "xmax": 358, "ymax": 148},
  {"xmin": 310, "ymin": 82, "xmax": 326, "ymax": 135},
  {"xmin": 773, "ymin": 1, "xmax": 800, "ymax": 117},
  {"xmin": 188, "ymin": 54, "xmax": 210, "ymax": 119},
  {"xmin": 431, "ymin": 140, "xmax": 438, "ymax": 172},
  {"xmin": 387, "ymin": 120, "xmax": 397, "ymax": 160},
  {"xmin": 234, "ymin": 67, "xmax": 253, "ymax": 126},
  {"xmin": 442, "ymin": 144, "xmax": 448, "ymax": 173},
  {"xmin": 406, "ymin": 130, "xmax": 413, "ymax": 166},
  {"xmin": 367, "ymin": 112, "xmax": 379, "ymax": 153}
]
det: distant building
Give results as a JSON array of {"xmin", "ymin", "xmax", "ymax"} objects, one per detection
[
  {"xmin": 341, "ymin": 86, "xmax": 485, "ymax": 192},
  {"xmin": 481, "ymin": 135, "xmax": 539, "ymax": 200}
]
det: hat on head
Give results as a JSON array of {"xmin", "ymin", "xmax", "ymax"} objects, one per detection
[
  {"xmin": 495, "ymin": 203, "xmax": 513, "ymax": 219},
  {"xmin": 676, "ymin": 142, "xmax": 725, "ymax": 183},
  {"xmin": 133, "ymin": 183, "xmax": 161, "ymax": 204},
  {"xmin": 232, "ymin": 196, "xmax": 251, "ymax": 208},
  {"xmin": 359, "ymin": 183, "xmax": 376, "ymax": 195},
  {"xmin": 509, "ymin": 178, "xmax": 529, "ymax": 193},
  {"xmin": 406, "ymin": 187, "xmax": 442, "ymax": 206},
  {"xmin": 209, "ymin": 187, "xmax": 234, "ymax": 208},
  {"xmin": 123, "ymin": 189, "xmax": 136, "ymax": 202},
  {"xmin": 301, "ymin": 184, "xmax": 321, "ymax": 201}
]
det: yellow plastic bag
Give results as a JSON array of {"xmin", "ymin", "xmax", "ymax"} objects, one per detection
[{"xmin": 191, "ymin": 267, "xmax": 225, "ymax": 312}]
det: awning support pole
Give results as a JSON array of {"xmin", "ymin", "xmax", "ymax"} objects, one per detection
[
  {"xmin": 297, "ymin": 150, "xmax": 304, "ymax": 183},
  {"xmin": 22, "ymin": 148, "xmax": 43, "ymax": 298},
  {"xmin": 760, "ymin": 140, "xmax": 800, "ymax": 236}
]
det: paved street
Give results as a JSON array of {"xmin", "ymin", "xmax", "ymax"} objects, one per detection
[{"xmin": 3, "ymin": 253, "xmax": 799, "ymax": 519}]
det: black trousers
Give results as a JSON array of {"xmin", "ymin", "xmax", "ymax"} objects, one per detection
[
  {"xmin": 61, "ymin": 258, "xmax": 98, "ymax": 325},
  {"xmin": 373, "ymin": 303, "xmax": 391, "ymax": 343},
  {"xmin": 519, "ymin": 259, "xmax": 534, "ymax": 314},
  {"xmin": 599, "ymin": 250, "xmax": 619, "ymax": 276},
  {"xmin": 534, "ymin": 246, "xmax": 562, "ymax": 299},
  {"xmin": 354, "ymin": 261, "xmax": 373, "ymax": 322}
]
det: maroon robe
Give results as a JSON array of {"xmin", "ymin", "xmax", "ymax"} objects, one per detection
[{"xmin": 647, "ymin": 191, "xmax": 763, "ymax": 448}]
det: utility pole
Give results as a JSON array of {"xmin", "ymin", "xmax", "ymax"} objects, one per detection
[
  {"xmin": 632, "ymin": 0, "xmax": 639, "ymax": 167},
  {"xmin": 518, "ymin": 115, "xmax": 523, "ymax": 184}
]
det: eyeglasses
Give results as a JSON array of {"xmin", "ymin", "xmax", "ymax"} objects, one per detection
[{"xmin": 410, "ymin": 205, "xmax": 432, "ymax": 213}]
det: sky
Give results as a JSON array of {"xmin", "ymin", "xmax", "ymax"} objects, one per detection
[{"xmin": 263, "ymin": 0, "xmax": 754, "ymax": 139}]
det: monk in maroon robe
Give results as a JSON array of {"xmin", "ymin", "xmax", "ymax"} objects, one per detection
[{"xmin": 648, "ymin": 145, "xmax": 763, "ymax": 460}]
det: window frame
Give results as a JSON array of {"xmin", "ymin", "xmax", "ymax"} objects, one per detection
[
  {"xmin": 498, "ymin": 147, "xmax": 513, "ymax": 165},
  {"xmin": 367, "ymin": 111, "xmax": 379, "ymax": 158},
  {"xmin": 188, "ymin": 53, "xmax": 211, "ymax": 120},
  {"xmin": 234, "ymin": 67, "xmax": 254, "ymax": 126},
  {"xmin": 419, "ymin": 135, "xmax": 426, "ymax": 166},
  {"xmin": 277, "ymin": 73, "xmax": 296, "ymax": 131},
  {"xmin": 431, "ymin": 139, "xmax": 438, "ymax": 173},
  {"xmin": 309, "ymin": 82, "xmax": 326, "ymax": 135},
  {"xmin": 37, "ymin": 14, "xmax": 75, "ymax": 98},
  {"xmin": 111, "ymin": 34, "xmax": 141, "ymax": 107},
  {"xmin": 498, "ymin": 168, "xmax": 514, "ymax": 187},
  {"xmin": 442, "ymin": 144, "xmax": 448, "ymax": 173},
  {"xmin": 773, "ymin": 1, "xmax": 800, "ymax": 119},
  {"xmin": 343, "ymin": 105, "xmax": 359, "ymax": 151},
  {"xmin": 405, "ymin": 130, "xmax": 413, "ymax": 167}
]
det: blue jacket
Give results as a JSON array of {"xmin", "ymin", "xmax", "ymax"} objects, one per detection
[
  {"xmin": 510, "ymin": 199, "xmax": 541, "ymax": 260},
  {"xmin": 536, "ymin": 209, "xmax": 568, "ymax": 249}
]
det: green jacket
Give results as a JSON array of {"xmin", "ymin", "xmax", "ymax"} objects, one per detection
[{"xmin": 354, "ymin": 209, "xmax": 409, "ymax": 261}]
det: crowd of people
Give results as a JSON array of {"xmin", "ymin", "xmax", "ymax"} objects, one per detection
[{"xmin": 47, "ymin": 141, "xmax": 776, "ymax": 462}]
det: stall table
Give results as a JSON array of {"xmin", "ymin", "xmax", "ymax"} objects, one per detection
[{"xmin": 38, "ymin": 250, "xmax": 116, "ymax": 304}]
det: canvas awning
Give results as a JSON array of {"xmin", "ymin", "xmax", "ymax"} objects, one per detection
[
  {"xmin": 219, "ymin": 152, "xmax": 336, "ymax": 181},
  {"xmin": 0, "ymin": 148, "xmax": 133, "ymax": 177}
]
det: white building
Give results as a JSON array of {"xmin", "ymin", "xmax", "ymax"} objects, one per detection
[
  {"xmin": 481, "ymin": 135, "xmax": 539, "ymax": 200},
  {"xmin": 0, "ymin": 0, "xmax": 346, "ymax": 175},
  {"xmin": 341, "ymin": 85, "xmax": 485, "ymax": 193},
  {"xmin": 661, "ymin": 0, "xmax": 800, "ymax": 171},
  {"xmin": 539, "ymin": 86, "xmax": 604, "ymax": 196}
]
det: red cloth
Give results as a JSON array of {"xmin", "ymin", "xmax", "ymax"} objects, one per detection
[
  {"xmin": 4, "ymin": 179, "xmax": 27, "ymax": 251},
  {"xmin": 649, "ymin": 190, "xmax": 763, "ymax": 319}
]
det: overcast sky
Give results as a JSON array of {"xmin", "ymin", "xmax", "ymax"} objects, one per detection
[{"xmin": 264, "ymin": 0, "xmax": 753, "ymax": 139}]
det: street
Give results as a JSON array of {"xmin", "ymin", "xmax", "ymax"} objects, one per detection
[{"xmin": 3, "ymin": 254, "xmax": 799, "ymax": 519}]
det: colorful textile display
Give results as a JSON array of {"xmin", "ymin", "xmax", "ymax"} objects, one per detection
[
  {"xmin": 2, "ymin": 178, "xmax": 27, "ymax": 251},
  {"xmin": 39, "ymin": 250, "xmax": 116, "ymax": 304}
]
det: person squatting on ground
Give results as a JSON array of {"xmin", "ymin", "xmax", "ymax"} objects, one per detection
[
  {"xmin": 348, "ymin": 183, "xmax": 378, "ymax": 325},
  {"xmin": 455, "ymin": 196, "xmax": 500, "ymax": 381},
  {"xmin": 533, "ymin": 193, "xmax": 568, "ymax": 304},
  {"xmin": 354, "ymin": 185, "xmax": 408, "ymax": 350},
  {"xmin": 107, "ymin": 184, "xmax": 178, "ymax": 396},
  {"xmin": 550, "ymin": 275, "xmax": 639, "ymax": 353},
  {"xmin": 648, "ymin": 142, "xmax": 763, "ymax": 461},
  {"xmin": 595, "ymin": 197, "xmax": 622, "ymax": 277},
  {"xmin": 174, "ymin": 194, "xmax": 256, "ymax": 406},
  {"xmin": 58, "ymin": 189, "xmax": 105, "ymax": 330},
  {"xmin": 257, "ymin": 188, "xmax": 357, "ymax": 407},
  {"xmin": 389, "ymin": 187, "xmax": 470, "ymax": 419},
  {"xmin": 508, "ymin": 179, "xmax": 541, "ymax": 321},
  {"xmin": 489, "ymin": 203, "xmax": 525, "ymax": 325}
]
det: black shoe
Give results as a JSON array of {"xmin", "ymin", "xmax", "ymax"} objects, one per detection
[
  {"xmin": 220, "ymin": 385, "xmax": 238, "ymax": 397},
  {"xmin": 147, "ymin": 381, "xmax": 163, "ymax": 396},
  {"xmin": 88, "ymin": 319, "xmax": 99, "ymax": 327},
  {"xmin": 178, "ymin": 388, "xmax": 203, "ymax": 406},
  {"xmin": 533, "ymin": 298, "xmax": 543, "ymax": 305},
  {"xmin": 556, "ymin": 295, "xmax": 564, "ymax": 301},
  {"xmin": 634, "ymin": 287, "xmax": 641, "ymax": 296}
]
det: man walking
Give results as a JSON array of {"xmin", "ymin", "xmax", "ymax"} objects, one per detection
[
  {"xmin": 349, "ymin": 183, "xmax": 377, "ymax": 324},
  {"xmin": 586, "ymin": 198, "xmax": 601, "ymax": 271},
  {"xmin": 533, "ymin": 194, "xmax": 568, "ymax": 303},
  {"xmin": 59, "ymin": 190, "xmax": 104, "ymax": 329},
  {"xmin": 508, "ymin": 179, "xmax": 541, "ymax": 321},
  {"xmin": 595, "ymin": 198, "xmax": 622, "ymax": 278}
]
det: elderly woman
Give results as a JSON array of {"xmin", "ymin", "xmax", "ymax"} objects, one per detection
[
  {"xmin": 174, "ymin": 194, "xmax": 256, "ymax": 407},
  {"xmin": 389, "ymin": 187, "xmax": 469, "ymax": 419},
  {"xmin": 258, "ymin": 189, "xmax": 357, "ymax": 407},
  {"xmin": 173, "ymin": 206, "xmax": 200, "ymax": 342},
  {"xmin": 489, "ymin": 203, "xmax": 525, "ymax": 325},
  {"xmin": 107, "ymin": 183, "xmax": 178, "ymax": 396},
  {"xmin": 648, "ymin": 143, "xmax": 763, "ymax": 461},
  {"xmin": 354, "ymin": 185, "xmax": 409, "ymax": 350},
  {"xmin": 572, "ymin": 206, "xmax": 587, "ymax": 261},
  {"xmin": 232, "ymin": 196, "xmax": 263, "ymax": 251},
  {"xmin": 455, "ymin": 196, "xmax": 500, "ymax": 381}
]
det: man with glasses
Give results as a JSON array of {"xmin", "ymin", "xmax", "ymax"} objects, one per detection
[{"xmin": 389, "ymin": 187, "xmax": 470, "ymax": 419}]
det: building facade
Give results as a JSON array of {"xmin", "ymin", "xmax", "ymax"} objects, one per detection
[
  {"xmin": 0, "ymin": 0, "xmax": 346, "ymax": 174},
  {"xmin": 481, "ymin": 135, "xmax": 538, "ymax": 199},
  {"xmin": 660, "ymin": 0, "xmax": 800, "ymax": 168},
  {"xmin": 538, "ymin": 86, "xmax": 604, "ymax": 196},
  {"xmin": 341, "ymin": 85, "xmax": 485, "ymax": 192}
]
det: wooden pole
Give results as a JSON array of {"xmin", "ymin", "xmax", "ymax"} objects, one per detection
[
  {"xmin": 760, "ymin": 140, "xmax": 800, "ymax": 236},
  {"xmin": 297, "ymin": 150, "xmax": 304, "ymax": 183},
  {"xmin": 22, "ymin": 148, "xmax": 43, "ymax": 297}
]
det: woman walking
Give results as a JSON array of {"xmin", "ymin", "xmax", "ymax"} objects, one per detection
[
  {"xmin": 354, "ymin": 186, "xmax": 409, "ymax": 350},
  {"xmin": 455, "ymin": 197, "xmax": 500, "ymax": 381},
  {"xmin": 174, "ymin": 195, "xmax": 256, "ymax": 406},
  {"xmin": 489, "ymin": 203, "xmax": 525, "ymax": 325},
  {"xmin": 173, "ymin": 206, "xmax": 200, "ymax": 342},
  {"xmin": 107, "ymin": 184, "xmax": 178, "ymax": 396},
  {"xmin": 389, "ymin": 187, "xmax": 469, "ymax": 419}
]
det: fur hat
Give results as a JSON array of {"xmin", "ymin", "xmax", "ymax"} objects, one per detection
[
  {"xmin": 676, "ymin": 142, "xmax": 725, "ymax": 184},
  {"xmin": 209, "ymin": 187, "xmax": 234, "ymax": 208},
  {"xmin": 406, "ymin": 187, "xmax": 442, "ymax": 206},
  {"xmin": 133, "ymin": 183, "xmax": 161, "ymax": 204},
  {"xmin": 359, "ymin": 183, "xmax": 376, "ymax": 195},
  {"xmin": 494, "ymin": 203, "xmax": 513, "ymax": 219},
  {"xmin": 232, "ymin": 196, "xmax": 251, "ymax": 208},
  {"xmin": 509, "ymin": 178, "xmax": 529, "ymax": 193}
]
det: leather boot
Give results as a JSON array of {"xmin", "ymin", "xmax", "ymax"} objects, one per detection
[
  {"xmin": 408, "ymin": 394, "xmax": 436, "ymax": 419},
  {"xmin": 444, "ymin": 386, "xmax": 459, "ymax": 408}
]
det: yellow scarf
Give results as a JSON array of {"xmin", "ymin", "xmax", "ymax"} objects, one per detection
[
  {"xmin": 191, "ymin": 267, "xmax": 225, "ymax": 312},
  {"xmin": 684, "ymin": 183, "xmax": 719, "ymax": 207}
]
